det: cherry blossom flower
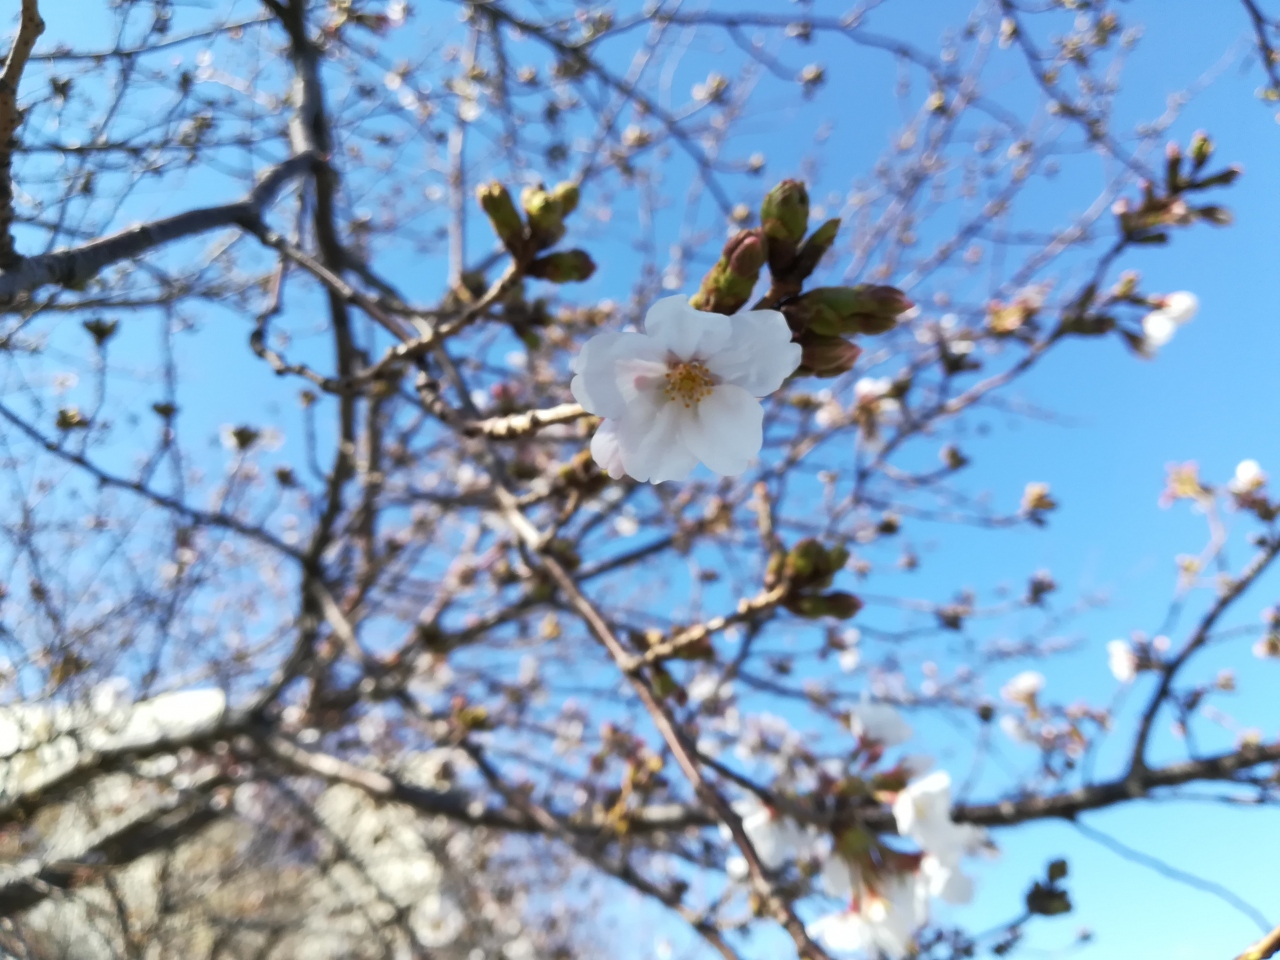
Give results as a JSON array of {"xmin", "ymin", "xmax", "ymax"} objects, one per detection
[
  {"xmin": 848, "ymin": 702, "xmax": 913, "ymax": 747},
  {"xmin": 89, "ymin": 676, "xmax": 132, "ymax": 717},
  {"xmin": 809, "ymin": 874, "xmax": 929, "ymax": 959},
  {"xmin": 1000, "ymin": 670, "xmax": 1045, "ymax": 707},
  {"xmin": 1253, "ymin": 635, "xmax": 1280, "ymax": 659},
  {"xmin": 571, "ymin": 296, "xmax": 801, "ymax": 483},
  {"xmin": 821, "ymin": 852, "xmax": 855, "ymax": 898},
  {"xmin": 1228, "ymin": 459, "xmax": 1267, "ymax": 495},
  {"xmin": 892, "ymin": 771, "xmax": 987, "ymax": 864},
  {"xmin": 920, "ymin": 852, "xmax": 975, "ymax": 904},
  {"xmin": 854, "ymin": 376, "xmax": 894, "ymax": 406},
  {"xmin": 1141, "ymin": 291, "xmax": 1198, "ymax": 352},
  {"xmin": 721, "ymin": 796, "xmax": 815, "ymax": 875},
  {"xmin": 1107, "ymin": 639, "xmax": 1138, "ymax": 683},
  {"xmin": 1000, "ymin": 713, "xmax": 1036, "ymax": 745}
]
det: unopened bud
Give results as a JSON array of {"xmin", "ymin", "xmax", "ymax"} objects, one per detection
[
  {"xmin": 796, "ymin": 285, "xmax": 914, "ymax": 336},
  {"xmin": 1196, "ymin": 205, "xmax": 1233, "ymax": 226},
  {"xmin": 1165, "ymin": 141, "xmax": 1182, "ymax": 192},
  {"xmin": 689, "ymin": 229, "xmax": 766, "ymax": 315},
  {"xmin": 527, "ymin": 250, "xmax": 596, "ymax": 283},
  {"xmin": 941, "ymin": 443, "xmax": 969, "ymax": 470},
  {"xmin": 761, "ymin": 180, "xmax": 809, "ymax": 242},
  {"xmin": 1113, "ymin": 269, "xmax": 1140, "ymax": 299},
  {"xmin": 1195, "ymin": 164, "xmax": 1242, "ymax": 188},
  {"xmin": 476, "ymin": 181, "xmax": 524, "ymax": 252},
  {"xmin": 797, "ymin": 333, "xmax": 861, "ymax": 378},
  {"xmin": 783, "ymin": 590, "xmax": 863, "ymax": 620},
  {"xmin": 82, "ymin": 317, "xmax": 119, "ymax": 346},
  {"xmin": 1189, "ymin": 130, "xmax": 1212, "ymax": 168},
  {"xmin": 789, "ymin": 217, "xmax": 841, "ymax": 281},
  {"xmin": 784, "ymin": 538, "xmax": 827, "ymax": 582},
  {"xmin": 1021, "ymin": 481, "xmax": 1057, "ymax": 514},
  {"xmin": 520, "ymin": 184, "xmax": 566, "ymax": 249},
  {"xmin": 551, "ymin": 181, "xmax": 580, "ymax": 216},
  {"xmin": 783, "ymin": 538, "xmax": 847, "ymax": 589}
]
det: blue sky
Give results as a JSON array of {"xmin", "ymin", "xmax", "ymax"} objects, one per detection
[{"xmin": 21, "ymin": 1, "xmax": 1280, "ymax": 957}]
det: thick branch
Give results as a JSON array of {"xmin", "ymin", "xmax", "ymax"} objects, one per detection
[
  {"xmin": 0, "ymin": 773, "xmax": 227, "ymax": 917},
  {"xmin": 0, "ymin": 151, "xmax": 314, "ymax": 305},
  {"xmin": 1237, "ymin": 923, "xmax": 1280, "ymax": 960},
  {"xmin": 953, "ymin": 741, "xmax": 1280, "ymax": 827},
  {"xmin": 0, "ymin": 0, "xmax": 43, "ymax": 265},
  {"xmin": 466, "ymin": 402, "xmax": 587, "ymax": 440}
]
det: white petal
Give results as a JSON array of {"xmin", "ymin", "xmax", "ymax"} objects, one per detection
[
  {"xmin": 613, "ymin": 356, "xmax": 669, "ymax": 406},
  {"xmin": 809, "ymin": 911, "xmax": 871, "ymax": 953},
  {"xmin": 616, "ymin": 400, "xmax": 698, "ymax": 483},
  {"xmin": 570, "ymin": 332, "xmax": 663, "ymax": 418},
  {"xmin": 849, "ymin": 702, "xmax": 913, "ymax": 746},
  {"xmin": 1107, "ymin": 639, "xmax": 1136, "ymax": 683},
  {"xmin": 821, "ymin": 855, "xmax": 854, "ymax": 898},
  {"xmin": 589, "ymin": 420, "xmax": 627, "ymax": 479},
  {"xmin": 704, "ymin": 309, "xmax": 801, "ymax": 396},
  {"xmin": 644, "ymin": 295, "xmax": 732, "ymax": 360},
  {"xmin": 1163, "ymin": 291, "xmax": 1199, "ymax": 325},
  {"xmin": 922, "ymin": 855, "xmax": 975, "ymax": 904},
  {"xmin": 679, "ymin": 384, "xmax": 763, "ymax": 477},
  {"xmin": 1000, "ymin": 670, "xmax": 1045, "ymax": 702},
  {"xmin": 1141, "ymin": 310, "xmax": 1177, "ymax": 348}
]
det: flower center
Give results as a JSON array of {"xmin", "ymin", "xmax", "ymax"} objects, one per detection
[{"xmin": 663, "ymin": 360, "xmax": 715, "ymax": 408}]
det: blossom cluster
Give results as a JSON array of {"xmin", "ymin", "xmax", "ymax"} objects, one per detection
[{"xmin": 719, "ymin": 703, "xmax": 991, "ymax": 958}]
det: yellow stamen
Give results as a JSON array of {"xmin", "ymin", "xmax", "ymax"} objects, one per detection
[{"xmin": 663, "ymin": 360, "xmax": 716, "ymax": 408}]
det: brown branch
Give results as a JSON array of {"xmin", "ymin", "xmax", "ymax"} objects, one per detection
[
  {"xmin": 953, "ymin": 741, "xmax": 1280, "ymax": 828},
  {"xmin": 0, "ymin": 151, "xmax": 314, "ymax": 305},
  {"xmin": 466, "ymin": 402, "xmax": 587, "ymax": 440},
  {"xmin": 1129, "ymin": 537, "xmax": 1280, "ymax": 780},
  {"xmin": 0, "ymin": 0, "xmax": 43, "ymax": 266},
  {"xmin": 0, "ymin": 771, "xmax": 228, "ymax": 917},
  {"xmin": 484, "ymin": 478, "xmax": 834, "ymax": 960},
  {"xmin": 244, "ymin": 217, "xmax": 416, "ymax": 344},
  {"xmin": 633, "ymin": 584, "xmax": 789, "ymax": 668},
  {"xmin": 1240, "ymin": 0, "xmax": 1280, "ymax": 94},
  {"xmin": 1237, "ymin": 924, "xmax": 1280, "ymax": 960}
]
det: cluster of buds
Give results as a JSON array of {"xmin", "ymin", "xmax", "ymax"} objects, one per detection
[
  {"xmin": 789, "ymin": 285, "xmax": 914, "ymax": 337},
  {"xmin": 789, "ymin": 284, "xmax": 914, "ymax": 378},
  {"xmin": 1026, "ymin": 860, "xmax": 1072, "ymax": 917},
  {"xmin": 766, "ymin": 538, "xmax": 862, "ymax": 620},
  {"xmin": 1158, "ymin": 461, "xmax": 1209, "ymax": 509},
  {"xmin": 1112, "ymin": 132, "xmax": 1240, "ymax": 244},
  {"xmin": 759, "ymin": 180, "xmax": 851, "ymax": 304},
  {"xmin": 765, "ymin": 184, "xmax": 912, "ymax": 374},
  {"xmin": 475, "ymin": 179, "xmax": 596, "ymax": 283},
  {"xmin": 688, "ymin": 179, "xmax": 913, "ymax": 380},
  {"xmin": 986, "ymin": 285, "xmax": 1047, "ymax": 337},
  {"xmin": 1024, "ymin": 570, "xmax": 1057, "ymax": 606}
]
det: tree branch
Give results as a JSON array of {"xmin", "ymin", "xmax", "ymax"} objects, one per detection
[
  {"xmin": 1129, "ymin": 537, "xmax": 1280, "ymax": 779},
  {"xmin": 0, "ymin": 151, "xmax": 314, "ymax": 306},
  {"xmin": 953, "ymin": 741, "xmax": 1280, "ymax": 827},
  {"xmin": 0, "ymin": 772, "xmax": 227, "ymax": 917},
  {"xmin": 0, "ymin": 0, "xmax": 43, "ymax": 266},
  {"xmin": 1237, "ymin": 923, "xmax": 1280, "ymax": 960}
]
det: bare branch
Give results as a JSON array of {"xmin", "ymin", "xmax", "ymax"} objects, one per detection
[
  {"xmin": 0, "ymin": 151, "xmax": 314, "ymax": 306},
  {"xmin": 0, "ymin": 0, "xmax": 43, "ymax": 265}
]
